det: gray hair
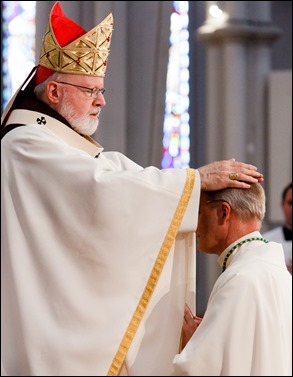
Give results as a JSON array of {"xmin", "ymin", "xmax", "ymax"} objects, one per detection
[
  {"xmin": 34, "ymin": 72, "xmax": 65, "ymax": 98},
  {"xmin": 205, "ymin": 183, "xmax": 266, "ymax": 222}
]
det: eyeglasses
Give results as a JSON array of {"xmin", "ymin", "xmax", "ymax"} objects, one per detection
[{"xmin": 57, "ymin": 81, "xmax": 106, "ymax": 99}]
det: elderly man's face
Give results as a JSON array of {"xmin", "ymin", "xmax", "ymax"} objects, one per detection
[
  {"xmin": 196, "ymin": 193, "xmax": 226, "ymax": 256},
  {"xmin": 55, "ymin": 74, "xmax": 106, "ymax": 136}
]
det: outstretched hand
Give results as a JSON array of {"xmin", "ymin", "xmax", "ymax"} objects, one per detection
[{"xmin": 198, "ymin": 158, "xmax": 264, "ymax": 191}]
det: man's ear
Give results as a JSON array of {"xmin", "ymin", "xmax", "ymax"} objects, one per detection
[
  {"xmin": 47, "ymin": 81, "xmax": 61, "ymax": 104},
  {"xmin": 217, "ymin": 201, "xmax": 231, "ymax": 224}
]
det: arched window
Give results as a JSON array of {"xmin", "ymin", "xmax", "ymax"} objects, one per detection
[
  {"xmin": 1, "ymin": 1, "xmax": 36, "ymax": 112},
  {"xmin": 162, "ymin": 1, "xmax": 190, "ymax": 168}
]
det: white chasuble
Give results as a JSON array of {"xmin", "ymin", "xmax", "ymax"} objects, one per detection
[{"xmin": 1, "ymin": 111, "xmax": 200, "ymax": 376}]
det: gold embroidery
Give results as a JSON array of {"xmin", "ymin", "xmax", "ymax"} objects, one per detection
[
  {"xmin": 39, "ymin": 12, "xmax": 113, "ymax": 77},
  {"xmin": 107, "ymin": 168, "xmax": 196, "ymax": 375}
]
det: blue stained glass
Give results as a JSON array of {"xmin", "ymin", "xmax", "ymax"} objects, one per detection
[
  {"xmin": 162, "ymin": 1, "xmax": 190, "ymax": 169},
  {"xmin": 2, "ymin": 1, "xmax": 36, "ymax": 112}
]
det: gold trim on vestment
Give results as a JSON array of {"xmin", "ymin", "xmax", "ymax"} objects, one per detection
[{"xmin": 107, "ymin": 168, "xmax": 196, "ymax": 376}]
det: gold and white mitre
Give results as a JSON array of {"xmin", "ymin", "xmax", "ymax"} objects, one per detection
[{"xmin": 38, "ymin": 2, "xmax": 113, "ymax": 77}]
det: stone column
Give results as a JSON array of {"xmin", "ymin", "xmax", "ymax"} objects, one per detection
[{"xmin": 197, "ymin": 1, "xmax": 280, "ymax": 169}]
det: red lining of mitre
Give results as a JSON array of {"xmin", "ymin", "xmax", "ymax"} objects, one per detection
[{"xmin": 35, "ymin": 2, "xmax": 86, "ymax": 86}]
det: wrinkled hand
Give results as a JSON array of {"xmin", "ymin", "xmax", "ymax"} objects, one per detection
[
  {"xmin": 181, "ymin": 304, "xmax": 202, "ymax": 351},
  {"xmin": 198, "ymin": 158, "xmax": 264, "ymax": 191}
]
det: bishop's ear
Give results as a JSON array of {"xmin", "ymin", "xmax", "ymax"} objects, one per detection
[
  {"xmin": 217, "ymin": 201, "xmax": 231, "ymax": 223},
  {"xmin": 46, "ymin": 81, "xmax": 62, "ymax": 104}
]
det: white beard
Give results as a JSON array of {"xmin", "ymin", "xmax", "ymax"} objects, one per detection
[{"xmin": 59, "ymin": 95, "xmax": 100, "ymax": 136}]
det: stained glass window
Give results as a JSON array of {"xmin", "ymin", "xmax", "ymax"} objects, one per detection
[
  {"xmin": 1, "ymin": 1, "xmax": 36, "ymax": 112},
  {"xmin": 162, "ymin": 1, "xmax": 190, "ymax": 169}
]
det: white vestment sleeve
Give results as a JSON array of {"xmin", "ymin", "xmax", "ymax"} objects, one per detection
[{"xmin": 1, "ymin": 124, "xmax": 201, "ymax": 376}]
